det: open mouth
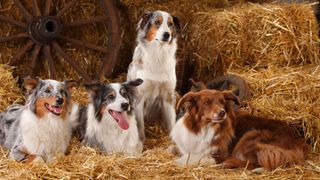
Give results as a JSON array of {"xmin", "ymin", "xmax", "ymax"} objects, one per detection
[
  {"xmin": 211, "ymin": 118, "xmax": 225, "ymax": 123},
  {"xmin": 108, "ymin": 110, "xmax": 129, "ymax": 130},
  {"xmin": 45, "ymin": 103, "xmax": 63, "ymax": 116}
]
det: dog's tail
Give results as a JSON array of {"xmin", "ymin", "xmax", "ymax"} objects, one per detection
[{"xmin": 256, "ymin": 139, "xmax": 308, "ymax": 170}]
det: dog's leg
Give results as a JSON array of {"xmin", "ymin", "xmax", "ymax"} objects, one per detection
[
  {"xmin": 174, "ymin": 153, "xmax": 216, "ymax": 166},
  {"xmin": 162, "ymin": 100, "xmax": 176, "ymax": 132},
  {"xmin": 135, "ymin": 100, "xmax": 145, "ymax": 141}
]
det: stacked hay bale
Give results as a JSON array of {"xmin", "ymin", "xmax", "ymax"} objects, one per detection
[
  {"xmin": 190, "ymin": 3, "xmax": 319, "ymax": 81},
  {"xmin": 0, "ymin": 65, "xmax": 24, "ymax": 111}
]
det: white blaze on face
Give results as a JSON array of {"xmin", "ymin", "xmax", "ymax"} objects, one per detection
[
  {"xmin": 155, "ymin": 11, "xmax": 172, "ymax": 42},
  {"xmin": 106, "ymin": 83, "xmax": 130, "ymax": 130}
]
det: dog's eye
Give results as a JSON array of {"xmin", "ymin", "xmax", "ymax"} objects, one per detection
[
  {"xmin": 60, "ymin": 89, "xmax": 65, "ymax": 94},
  {"xmin": 155, "ymin": 20, "xmax": 161, "ymax": 26},
  {"xmin": 45, "ymin": 89, "xmax": 51, "ymax": 93},
  {"xmin": 168, "ymin": 22, "xmax": 173, "ymax": 28},
  {"xmin": 107, "ymin": 94, "xmax": 115, "ymax": 100}
]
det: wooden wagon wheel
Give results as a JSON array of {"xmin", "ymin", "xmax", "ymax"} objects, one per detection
[{"xmin": 0, "ymin": 0, "xmax": 121, "ymax": 82}]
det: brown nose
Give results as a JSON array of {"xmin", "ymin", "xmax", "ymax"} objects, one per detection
[{"xmin": 218, "ymin": 109, "xmax": 226, "ymax": 118}]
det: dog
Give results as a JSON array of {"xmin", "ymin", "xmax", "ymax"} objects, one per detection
[
  {"xmin": 223, "ymin": 111, "xmax": 308, "ymax": 171},
  {"xmin": 171, "ymin": 89, "xmax": 308, "ymax": 170},
  {"xmin": 0, "ymin": 77, "xmax": 79, "ymax": 163},
  {"xmin": 170, "ymin": 89, "xmax": 238, "ymax": 165},
  {"xmin": 127, "ymin": 10, "xmax": 180, "ymax": 140},
  {"xmin": 75, "ymin": 79, "xmax": 144, "ymax": 156}
]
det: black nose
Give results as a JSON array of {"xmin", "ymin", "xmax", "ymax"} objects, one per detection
[
  {"xmin": 56, "ymin": 97, "xmax": 64, "ymax": 105},
  {"xmin": 162, "ymin": 32, "xmax": 170, "ymax": 41},
  {"xmin": 121, "ymin": 103, "xmax": 129, "ymax": 111},
  {"xmin": 218, "ymin": 109, "xmax": 226, "ymax": 118}
]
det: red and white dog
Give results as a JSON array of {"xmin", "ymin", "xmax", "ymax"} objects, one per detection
[{"xmin": 171, "ymin": 89, "xmax": 308, "ymax": 170}]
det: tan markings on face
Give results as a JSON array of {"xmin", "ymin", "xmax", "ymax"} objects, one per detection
[
  {"xmin": 35, "ymin": 96, "xmax": 68, "ymax": 119},
  {"xmin": 168, "ymin": 17, "xmax": 174, "ymax": 34},
  {"xmin": 145, "ymin": 16, "xmax": 163, "ymax": 41}
]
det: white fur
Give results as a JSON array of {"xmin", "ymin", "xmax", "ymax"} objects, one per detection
[
  {"xmin": 127, "ymin": 11, "xmax": 177, "ymax": 136},
  {"xmin": 170, "ymin": 116, "xmax": 218, "ymax": 166},
  {"xmin": 85, "ymin": 104, "xmax": 142, "ymax": 156},
  {"xmin": 17, "ymin": 106, "xmax": 76, "ymax": 162}
]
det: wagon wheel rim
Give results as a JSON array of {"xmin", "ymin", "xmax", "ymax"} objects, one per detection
[{"xmin": 0, "ymin": 0, "xmax": 121, "ymax": 82}]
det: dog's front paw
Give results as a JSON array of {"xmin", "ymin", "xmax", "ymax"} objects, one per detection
[
  {"xmin": 32, "ymin": 156, "xmax": 45, "ymax": 163},
  {"xmin": 173, "ymin": 154, "xmax": 216, "ymax": 166}
]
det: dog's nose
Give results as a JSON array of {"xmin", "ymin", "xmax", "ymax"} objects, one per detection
[
  {"xmin": 162, "ymin": 32, "xmax": 170, "ymax": 41},
  {"xmin": 218, "ymin": 109, "xmax": 226, "ymax": 118},
  {"xmin": 56, "ymin": 97, "xmax": 64, "ymax": 105},
  {"xmin": 121, "ymin": 103, "xmax": 129, "ymax": 111}
]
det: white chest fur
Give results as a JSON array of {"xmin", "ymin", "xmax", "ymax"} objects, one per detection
[
  {"xmin": 128, "ymin": 40, "xmax": 177, "ymax": 84},
  {"xmin": 19, "ymin": 109, "xmax": 71, "ymax": 161},
  {"xmin": 170, "ymin": 116, "xmax": 216, "ymax": 156},
  {"xmin": 86, "ymin": 104, "xmax": 142, "ymax": 155}
]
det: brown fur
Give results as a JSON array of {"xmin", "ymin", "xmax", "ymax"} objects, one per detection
[
  {"xmin": 145, "ymin": 16, "xmax": 163, "ymax": 41},
  {"xmin": 223, "ymin": 107, "xmax": 308, "ymax": 170},
  {"xmin": 177, "ymin": 90, "xmax": 240, "ymax": 163},
  {"xmin": 35, "ymin": 96, "xmax": 68, "ymax": 119}
]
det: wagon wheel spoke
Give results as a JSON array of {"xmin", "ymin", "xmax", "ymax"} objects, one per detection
[
  {"xmin": 55, "ymin": 0, "xmax": 79, "ymax": 18},
  {"xmin": 0, "ymin": 32, "xmax": 28, "ymax": 43},
  {"xmin": 43, "ymin": 46, "xmax": 57, "ymax": 79},
  {"xmin": 32, "ymin": 0, "xmax": 41, "ymax": 17},
  {"xmin": 52, "ymin": 42, "xmax": 90, "ymax": 81},
  {"xmin": 58, "ymin": 35, "xmax": 108, "ymax": 53},
  {"xmin": 43, "ymin": 0, "xmax": 52, "ymax": 16},
  {"xmin": 0, "ymin": 15, "xmax": 27, "ymax": 29},
  {"xmin": 62, "ymin": 16, "xmax": 109, "ymax": 27},
  {"xmin": 9, "ymin": 40, "xmax": 34, "ymax": 66},
  {"xmin": 29, "ymin": 45, "xmax": 42, "ymax": 75},
  {"xmin": 12, "ymin": 0, "xmax": 33, "ymax": 22}
]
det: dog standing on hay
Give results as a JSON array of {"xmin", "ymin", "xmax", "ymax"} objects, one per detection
[
  {"xmin": 0, "ymin": 77, "xmax": 79, "ymax": 163},
  {"xmin": 74, "ymin": 79, "xmax": 144, "ymax": 156},
  {"xmin": 171, "ymin": 89, "xmax": 308, "ymax": 171},
  {"xmin": 127, "ymin": 10, "xmax": 180, "ymax": 140}
]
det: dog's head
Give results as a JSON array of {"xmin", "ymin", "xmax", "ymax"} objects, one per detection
[
  {"xmin": 85, "ymin": 79, "xmax": 143, "ymax": 130},
  {"xmin": 177, "ymin": 89, "xmax": 239, "ymax": 133},
  {"xmin": 137, "ymin": 10, "xmax": 180, "ymax": 44},
  {"xmin": 23, "ymin": 77, "xmax": 78, "ymax": 118}
]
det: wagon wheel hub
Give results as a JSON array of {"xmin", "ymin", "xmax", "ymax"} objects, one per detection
[
  {"xmin": 28, "ymin": 16, "xmax": 61, "ymax": 45},
  {"xmin": 0, "ymin": 0, "xmax": 121, "ymax": 82}
]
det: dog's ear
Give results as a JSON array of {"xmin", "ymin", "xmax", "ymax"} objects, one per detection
[
  {"xmin": 23, "ymin": 76, "xmax": 40, "ymax": 93},
  {"xmin": 84, "ymin": 82, "xmax": 104, "ymax": 121},
  {"xmin": 223, "ymin": 91, "xmax": 240, "ymax": 105},
  {"xmin": 123, "ymin": 79, "xmax": 143, "ymax": 107},
  {"xmin": 176, "ymin": 92, "xmax": 198, "ymax": 111},
  {"xmin": 84, "ymin": 82, "xmax": 103, "ymax": 95},
  {"xmin": 172, "ymin": 15, "xmax": 181, "ymax": 34},
  {"xmin": 64, "ymin": 80, "xmax": 79, "ymax": 92},
  {"xmin": 138, "ymin": 11, "xmax": 153, "ymax": 30},
  {"xmin": 124, "ymin": 78, "xmax": 143, "ymax": 87}
]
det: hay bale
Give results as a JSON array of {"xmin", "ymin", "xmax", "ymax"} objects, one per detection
[
  {"xmin": 0, "ymin": 65, "xmax": 24, "ymax": 111},
  {"xmin": 228, "ymin": 64, "xmax": 320, "ymax": 150},
  {"xmin": 191, "ymin": 3, "xmax": 319, "ymax": 82}
]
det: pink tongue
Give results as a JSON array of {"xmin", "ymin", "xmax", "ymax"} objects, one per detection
[
  {"xmin": 52, "ymin": 106, "xmax": 62, "ymax": 114},
  {"xmin": 112, "ymin": 111, "xmax": 129, "ymax": 130}
]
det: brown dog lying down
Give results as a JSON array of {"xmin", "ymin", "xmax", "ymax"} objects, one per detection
[{"xmin": 170, "ymin": 89, "xmax": 308, "ymax": 171}]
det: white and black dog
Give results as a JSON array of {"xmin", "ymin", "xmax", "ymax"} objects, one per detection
[
  {"xmin": 75, "ymin": 79, "xmax": 144, "ymax": 156},
  {"xmin": 127, "ymin": 10, "xmax": 180, "ymax": 140},
  {"xmin": 0, "ymin": 77, "xmax": 79, "ymax": 163}
]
